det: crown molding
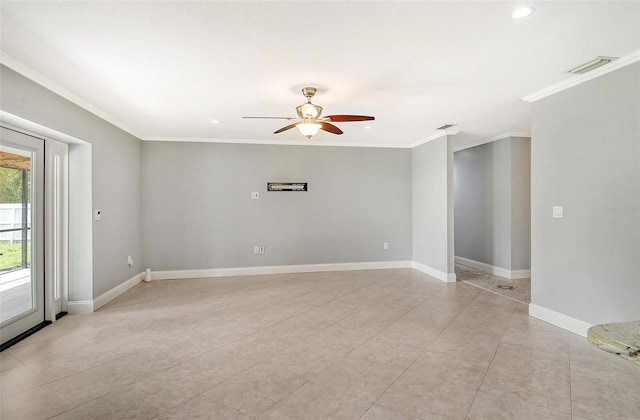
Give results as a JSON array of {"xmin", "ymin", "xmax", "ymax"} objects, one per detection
[
  {"xmin": 522, "ymin": 49, "xmax": 640, "ymax": 103},
  {"xmin": 454, "ymin": 131, "xmax": 531, "ymax": 152},
  {"xmin": 1, "ymin": 51, "xmax": 143, "ymax": 139},
  {"xmin": 408, "ymin": 131, "xmax": 448, "ymax": 149},
  {"xmin": 0, "ymin": 53, "xmax": 414, "ymax": 149},
  {"xmin": 142, "ymin": 136, "xmax": 410, "ymax": 149}
]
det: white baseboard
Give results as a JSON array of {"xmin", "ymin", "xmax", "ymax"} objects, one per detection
[
  {"xmin": 455, "ymin": 256, "xmax": 530, "ymax": 279},
  {"xmin": 411, "ymin": 261, "xmax": 456, "ymax": 283},
  {"xmin": 67, "ymin": 261, "xmax": 457, "ymax": 313},
  {"xmin": 529, "ymin": 303, "xmax": 592, "ymax": 337},
  {"xmin": 93, "ymin": 272, "xmax": 144, "ymax": 310},
  {"xmin": 68, "ymin": 271, "xmax": 144, "ymax": 314},
  {"xmin": 67, "ymin": 300, "xmax": 94, "ymax": 314},
  {"xmin": 151, "ymin": 261, "xmax": 413, "ymax": 281}
]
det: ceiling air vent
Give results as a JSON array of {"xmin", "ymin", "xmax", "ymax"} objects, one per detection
[
  {"xmin": 437, "ymin": 124, "xmax": 455, "ymax": 130},
  {"xmin": 568, "ymin": 56, "xmax": 618, "ymax": 75}
]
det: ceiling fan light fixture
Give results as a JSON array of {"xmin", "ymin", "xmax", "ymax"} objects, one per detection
[
  {"xmin": 296, "ymin": 121, "xmax": 322, "ymax": 139},
  {"xmin": 296, "ymin": 102, "xmax": 323, "ymax": 119}
]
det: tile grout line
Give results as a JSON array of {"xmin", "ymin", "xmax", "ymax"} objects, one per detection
[
  {"xmin": 568, "ymin": 340, "xmax": 574, "ymax": 419},
  {"xmin": 259, "ymin": 277, "xmax": 437, "ymax": 419},
  {"xmin": 364, "ymin": 357, "xmax": 419, "ymax": 418},
  {"xmin": 462, "ymin": 291, "xmax": 520, "ymax": 419}
]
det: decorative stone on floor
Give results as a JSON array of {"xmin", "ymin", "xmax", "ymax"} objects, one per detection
[{"xmin": 587, "ymin": 321, "xmax": 640, "ymax": 365}]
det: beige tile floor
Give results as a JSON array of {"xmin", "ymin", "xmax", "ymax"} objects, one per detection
[
  {"xmin": 455, "ymin": 264, "xmax": 531, "ymax": 304},
  {"xmin": 1, "ymin": 268, "xmax": 639, "ymax": 419}
]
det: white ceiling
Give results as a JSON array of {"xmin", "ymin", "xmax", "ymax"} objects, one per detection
[{"xmin": 1, "ymin": 1, "xmax": 639, "ymax": 148}]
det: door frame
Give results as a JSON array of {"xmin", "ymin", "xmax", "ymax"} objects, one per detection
[
  {"xmin": 46, "ymin": 140, "xmax": 69, "ymax": 320},
  {"xmin": 0, "ymin": 127, "xmax": 45, "ymax": 345}
]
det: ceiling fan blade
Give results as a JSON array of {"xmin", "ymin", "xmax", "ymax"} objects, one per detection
[
  {"xmin": 243, "ymin": 116, "xmax": 296, "ymax": 120},
  {"xmin": 274, "ymin": 123, "xmax": 298, "ymax": 134},
  {"xmin": 320, "ymin": 122, "xmax": 343, "ymax": 135},
  {"xmin": 325, "ymin": 115, "xmax": 375, "ymax": 122}
]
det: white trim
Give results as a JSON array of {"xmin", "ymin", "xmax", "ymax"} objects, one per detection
[
  {"xmin": 93, "ymin": 272, "xmax": 144, "ymax": 311},
  {"xmin": 455, "ymin": 256, "xmax": 530, "ymax": 279},
  {"xmin": 529, "ymin": 304, "xmax": 592, "ymax": 337},
  {"xmin": 444, "ymin": 126, "xmax": 461, "ymax": 136},
  {"xmin": 522, "ymin": 49, "xmax": 640, "ymax": 103},
  {"xmin": 0, "ymin": 111, "xmax": 87, "ymax": 145},
  {"xmin": 67, "ymin": 300, "xmax": 93, "ymax": 314},
  {"xmin": 411, "ymin": 261, "xmax": 456, "ymax": 283},
  {"xmin": 151, "ymin": 261, "xmax": 413, "ymax": 281},
  {"xmin": 67, "ymin": 271, "xmax": 144, "ymax": 313},
  {"xmin": 143, "ymin": 136, "xmax": 409, "ymax": 149},
  {"xmin": 454, "ymin": 132, "xmax": 531, "ymax": 152},
  {"xmin": 0, "ymin": 51, "xmax": 142, "ymax": 139},
  {"xmin": 1, "ymin": 111, "xmax": 95, "ymax": 316},
  {"xmin": 408, "ymin": 132, "xmax": 447, "ymax": 149}
]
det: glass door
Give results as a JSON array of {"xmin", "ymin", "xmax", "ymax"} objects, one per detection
[{"xmin": 0, "ymin": 127, "xmax": 44, "ymax": 347}]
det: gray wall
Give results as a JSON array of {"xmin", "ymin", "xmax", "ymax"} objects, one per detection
[
  {"xmin": 454, "ymin": 139, "xmax": 511, "ymax": 269},
  {"xmin": 141, "ymin": 142, "xmax": 412, "ymax": 270},
  {"xmin": 1, "ymin": 65, "xmax": 143, "ymax": 299},
  {"xmin": 510, "ymin": 138, "xmax": 531, "ymax": 270},
  {"xmin": 454, "ymin": 137, "xmax": 531, "ymax": 270},
  {"xmin": 412, "ymin": 135, "xmax": 454, "ymax": 274},
  {"xmin": 531, "ymin": 62, "xmax": 639, "ymax": 324}
]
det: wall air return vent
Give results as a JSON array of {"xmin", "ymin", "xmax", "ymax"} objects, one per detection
[{"xmin": 568, "ymin": 56, "xmax": 618, "ymax": 75}]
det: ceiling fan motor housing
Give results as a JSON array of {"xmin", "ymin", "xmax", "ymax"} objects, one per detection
[{"xmin": 301, "ymin": 87, "xmax": 317, "ymax": 98}]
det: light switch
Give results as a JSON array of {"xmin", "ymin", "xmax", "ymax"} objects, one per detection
[
  {"xmin": 552, "ymin": 206, "xmax": 563, "ymax": 219},
  {"xmin": 94, "ymin": 209, "xmax": 102, "ymax": 221}
]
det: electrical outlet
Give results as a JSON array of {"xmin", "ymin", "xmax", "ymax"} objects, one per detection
[
  {"xmin": 127, "ymin": 256, "xmax": 133, "ymax": 266},
  {"xmin": 254, "ymin": 246, "xmax": 265, "ymax": 254},
  {"xmin": 251, "ymin": 192, "xmax": 259, "ymax": 200},
  {"xmin": 383, "ymin": 242, "xmax": 389, "ymax": 250}
]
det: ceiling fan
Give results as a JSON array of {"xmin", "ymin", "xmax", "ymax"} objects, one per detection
[{"xmin": 243, "ymin": 87, "xmax": 374, "ymax": 139}]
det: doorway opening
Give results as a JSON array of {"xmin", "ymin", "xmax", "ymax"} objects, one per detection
[
  {"xmin": 452, "ymin": 136, "xmax": 532, "ymax": 304},
  {"xmin": 0, "ymin": 127, "xmax": 69, "ymax": 349}
]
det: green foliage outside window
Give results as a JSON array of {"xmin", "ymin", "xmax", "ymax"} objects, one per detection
[{"xmin": 0, "ymin": 167, "xmax": 30, "ymax": 204}]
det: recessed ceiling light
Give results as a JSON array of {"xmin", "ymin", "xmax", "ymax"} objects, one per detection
[
  {"xmin": 512, "ymin": 6, "xmax": 534, "ymax": 19},
  {"xmin": 211, "ymin": 119, "xmax": 220, "ymax": 124},
  {"xmin": 364, "ymin": 125, "xmax": 372, "ymax": 130}
]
